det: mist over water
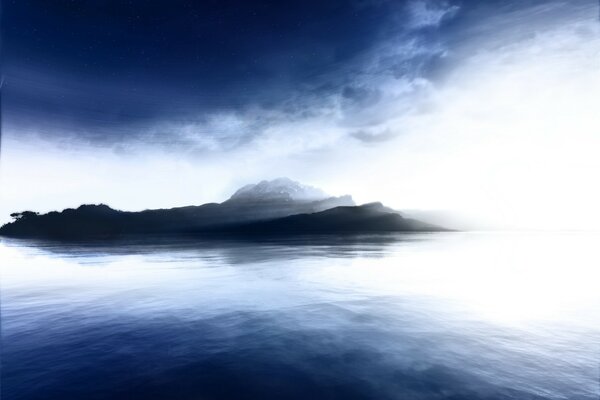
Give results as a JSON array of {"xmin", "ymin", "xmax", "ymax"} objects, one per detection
[{"xmin": 2, "ymin": 233, "xmax": 599, "ymax": 399}]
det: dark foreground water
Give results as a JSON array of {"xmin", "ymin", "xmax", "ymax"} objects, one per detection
[{"xmin": 1, "ymin": 232, "xmax": 599, "ymax": 400}]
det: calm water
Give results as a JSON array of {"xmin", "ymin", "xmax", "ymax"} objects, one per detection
[{"xmin": 1, "ymin": 232, "xmax": 599, "ymax": 400}]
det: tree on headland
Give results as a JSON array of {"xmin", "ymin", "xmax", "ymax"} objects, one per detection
[{"xmin": 9, "ymin": 211, "xmax": 39, "ymax": 221}]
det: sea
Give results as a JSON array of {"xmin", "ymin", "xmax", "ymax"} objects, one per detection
[{"xmin": 1, "ymin": 232, "xmax": 599, "ymax": 399}]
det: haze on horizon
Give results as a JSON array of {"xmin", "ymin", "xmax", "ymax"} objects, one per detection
[{"xmin": 1, "ymin": 0, "xmax": 599, "ymax": 230}]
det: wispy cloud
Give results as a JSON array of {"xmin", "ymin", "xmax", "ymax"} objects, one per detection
[{"xmin": 406, "ymin": 0, "xmax": 459, "ymax": 29}]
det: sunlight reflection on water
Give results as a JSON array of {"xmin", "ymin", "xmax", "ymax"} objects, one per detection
[{"xmin": 1, "ymin": 232, "xmax": 599, "ymax": 400}]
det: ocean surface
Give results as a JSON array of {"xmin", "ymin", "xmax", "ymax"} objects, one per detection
[{"xmin": 1, "ymin": 232, "xmax": 599, "ymax": 400}]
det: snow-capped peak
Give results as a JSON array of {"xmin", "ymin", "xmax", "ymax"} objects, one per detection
[{"xmin": 229, "ymin": 178, "xmax": 329, "ymax": 202}]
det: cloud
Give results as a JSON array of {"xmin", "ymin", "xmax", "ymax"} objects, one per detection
[
  {"xmin": 3, "ymin": 0, "xmax": 462, "ymax": 155},
  {"xmin": 350, "ymin": 129, "xmax": 398, "ymax": 143},
  {"xmin": 406, "ymin": 0, "xmax": 459, "ymax": 29}
]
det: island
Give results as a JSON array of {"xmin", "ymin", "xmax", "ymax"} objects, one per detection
[{"xmin": 0, "ymin": 178, "xmax": 445, "ymax": 238}]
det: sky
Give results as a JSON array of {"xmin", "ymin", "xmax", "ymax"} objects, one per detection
[{"xmin": 1, "ymin": 0, "xmax": 599, "ymax": 229}]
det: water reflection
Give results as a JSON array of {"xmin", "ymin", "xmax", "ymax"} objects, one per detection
[
  {"xmin": 1, "ymin": 233, "xmax": 599, "ymax": 399},
  {"xmin": 2, "ymin": 233, "xmax": 423, "ymax": 262}
]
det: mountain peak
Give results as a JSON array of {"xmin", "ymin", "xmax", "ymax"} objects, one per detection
[{"xmin": 229, "ymin": 178, "xmax": 329, "ymax": 202}]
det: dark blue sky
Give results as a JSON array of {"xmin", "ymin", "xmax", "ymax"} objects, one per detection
[
  {"xmin": 2, "ymin": 0, "xmax": 588, "ymax": 148},
  {"xmin": 3, "ymin": 0, "xmax": 464, "ymax": 141}
]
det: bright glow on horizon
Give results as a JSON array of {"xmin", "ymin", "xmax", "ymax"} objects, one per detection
[{"xmin": 342, "ymin": 15, "xmax": 600, "ymax": 230}]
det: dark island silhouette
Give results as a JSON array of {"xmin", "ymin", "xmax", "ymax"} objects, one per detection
[{"xmin": 0, "ymin": 178, "xmax": 445, "ymax": 238}]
